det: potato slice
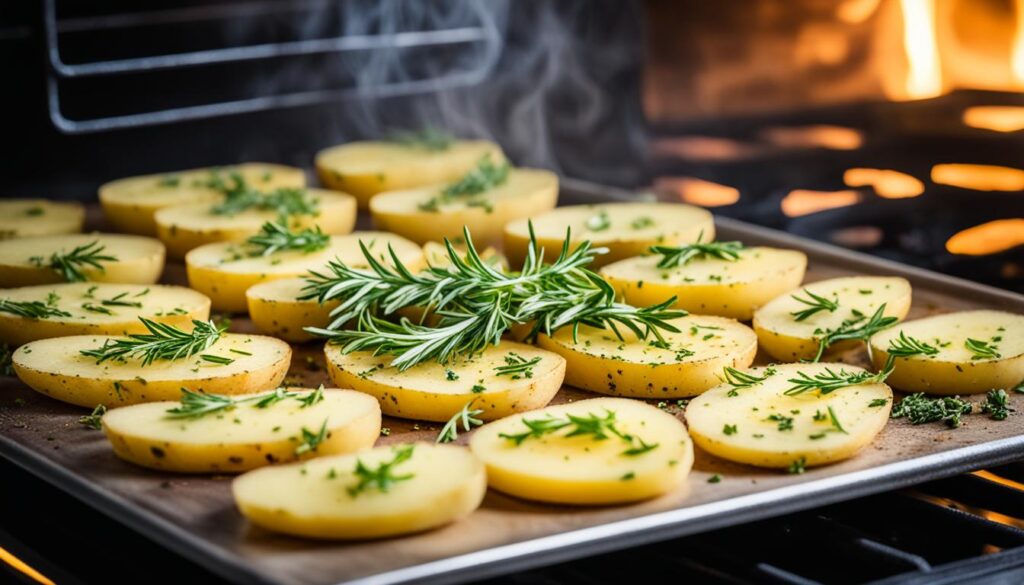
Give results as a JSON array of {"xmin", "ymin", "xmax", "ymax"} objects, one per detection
[
  {"xmin": 233, "ymin": 443, "xmax": 486, "ymax": 539},
  {"xmin": 0, "ymin": 199, "xmax": 85, "ymax": 239},
  {"xmin": 869, "ymin": 310, "xmax": 1024, "ymax": 394},
  {"xmin": 370, "ymin": 168, "xmax": 558, "ymax": 247},
  {"xmin": 601, "ymin": 246, "xmax": 807, "ymax": 320},
  {"xmin": 753, "ymin": 276, "xmax": 912, "ymax": 362},
  {"xmin": 155, "ymin": 189, "xmax": 356, "ymax": 259},
  {"xmin": 536, "ymin": 315, "xmax": 757, "ymax": 398},
  {"xmin": 325, "ymin": 341, "xmax": 565, "ymax": 422},
  {"xmin": 186, "ymin": 231, "xmax": 423, "ymax": 313},
  {"xmin": 102, "ymin": 388, "xmax": 381, "ymax": 473},
  {"xmin": 0, "ymin": 283, "xmax": 210, "ymax": 345},
  {"xmin": 0, "ymin": 234, "xmax": 165, "ymax": 287},
  {"xmin": 470, "ymin": 397, "xmax": 692, "ymax": 505},
  {"xmin": 99, "ymin": 163, "xmax": 306, "ymax": 236},
  {"xmin": 13, "ymin": 333, "xmax": 290, "ymax": 407},
  {"xmin": 246, "ymin": 278, "xmax": 338, "ymax": 342},
  {"xmin": 685, "ymin": 363, "xmax": 892, "ymax": 469},
  {"xmin": 503, "ymin": 203, "xmax": 713, "ymax": 269},
  {"xmin": 316, "ymin": 140, "xmax": 505, "ymax": 209}
]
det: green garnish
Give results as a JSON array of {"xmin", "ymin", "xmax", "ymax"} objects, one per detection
[
  {"xmin": 723, "ymin": 423, "xmax": 738, "ymax": 435},
  {"xmin": 78, "ymin": 404, "xmax": 107, "ymax": 430},
  {"xmin": 200, "ymin": 354, "xmax": 233, "ymax": 365},
  {"xmin": 245, "ymin": 221, "xmax": 329, "ymax": 257},
  {"xmin": 417, "ymin": 155, "xmax": 509, "ymax": 211},
  {"xmin": 346, "ymin": 444, "xmax": 415, "ymax": 497},
  {"xmin": 436, "ymin": 401, "xmax": 484, "ymax": 443},
  {"xmin": 388, "ymin": 128, "xmax": 454, "ymax": 151},
  {"xmin": 165, "ymin": 386, "xmax": 323, "ymax": 419},
  {"xmin": 887, "ymin": 332, "xmax": 939, "ymax": 357},
  {"xmin": 810, "ymin": 305, "xmax": 898, "ymax": 362},
  {"xmin": 494, "ymin": 353, "xmax": 541, "ymax": 379},
  {"xmin": 980, "ymin": 389, "xmax": 1012, "ymax": 420},
  {"xmin": 101, "ymin": 292, "xmax": 142, "ymax": 308},
  {"xmin": 787, "ymin": 457, "xmax": 807, "ymax": 474},
  {"xmin": 789, "ymin": 289, "xmax": 839, "ymax": 322},
  {"xmin": 891, "ymin": 393, "xmax": 972, "ymax": 427},
  {"xmin": 649, "ymin": 232, "xmax": 744, "ymax": 269},
  {"xmin": 584, "ymin": 210, "xmax": 611, "ymax": 232},
  {"xmin": 784, "ymin": 356, "xmax": 894, "ymax": 396},
  {"xmin": 295, "ymin": 419, "xmax": 329, "ymax": 455},
  {"xmin": 0, "ymin": 299, "xmax": 72, "ymax": 319},
  {"xmin": 630, "ymin": 216, "xmax": 655, "ymax": 229},
  {"xmin": 868, "ymin": 398, "xmax": 888, "ymax": 408},
  {"xmin": 965, "ymin": 338, "xmax": 1000, "ymax": 360},
  {"xmin": 498, "ymin": 409, "xmax": 658, "ymax": 456},
  {"xmin": 80, "ymin": 318, "xmax": 224, "ymax": 366},
  {"xmin": 766, "ymin": 413, "xmax": 794, "ymax": 431},
  {"xmin": 31, "ymin": 240, "xmax": 117, "ymax": 283},
  {"xmin": 82, "ymin": 302, "xmax": 113, "ymax": 315},
  {"xmin": 207, "ymin": 171, "xmax": 318, "ymax": 218},
  {"xmin": 722, "ymin": 366, "xmax": 776, "ymax": 396}
]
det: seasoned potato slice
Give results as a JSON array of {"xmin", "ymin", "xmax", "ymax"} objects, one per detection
[
  {"xmin": 155, "ymin": 189, "xmax": 356, "ymax": 259},
  {"xmin": 470, "ymin": 397, "xmax": 692, "ymax": 505},
  {"xmin": 753, "ymin": 276, "xmax": 912, "ymax": 362},
  {"xmin": 13, "ymin": 333, "xmax": 290, "ymax": 407},
  {"xmin": 0, "ymin": 199, "xmax": 85, "ymax": 239},
  {"xmin": 869, "ymin": 310, "xmax": 1024, "ymax": 395},
  {"xmin": 99, "ymin": 163, "xmax": 306, "ymax": 236},
  {"xmin": 233, "ymin": 443, "xmax": 486, "ymax": 539},
  {"xmin": 685, "ymin": 363, "xmax": 892, "ymax": 469},
  {"xmin": 601, "ymin": 246, "xmax": 807, "ymax": 320},
  {"xmin": 503, "ymin": 203, "xmax": 713, "ymax": 269},
  {"xmin": 536, "ymin": 315, "xmax": 757, "ymax": 398},
  {"xmin": 0, "ymin": 234, "xmax": 165, "ymax": 287},
  {"xmin": 186, "ymin": 231, "xmax": 423, "ymax": 313},
  {"xmin": 316, "ymin": 140, "xmax": 505, "ymax": 209},
  {"xmin": 103, "ymin": 388, "xmax": 381, "ymax": 473},
  {"xmin": 325, "ymin": 341, "xmax": 565, "ymax": 422},
  {"xmin": 246, "ymin": 278, "xmax": 338, "ymax": 342},
  {"xmin": 370, "ymin": 168, "xmax": 558, "ymax": 247},
  {"xmin": 0, "ymin": 283, "xmax": 210, "ymax": 345}
]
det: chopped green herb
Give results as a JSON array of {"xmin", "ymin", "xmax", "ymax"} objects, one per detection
[
  {"xmin": 980, "ymin": 389, "xmax": 1012, "ymax": 420},
  {"xmin": 891, "ymin": 393, "xmax": 972, "ymax": 427},
  {"xmin": 346, "ymin": 444, "xmax": 415, "ymax": 497}
]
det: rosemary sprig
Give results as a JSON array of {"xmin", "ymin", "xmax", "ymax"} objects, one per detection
[
  {"xmin": 887, "ymin": 332, "xmax": 939, "ymax": 357},
  {"xmin": 80, "ymin": 318, "xmax": 224, "ymax": 366},
  {"xmin": 891, "ymin": 393, "xmax": 972, "ymax": 427},
  {"xmin": 497, "ymin": 409, "xmax": 658, "ymax": 456},
  {"xmin": 166, "ymin": 386, "xmax": 324, "ymax": 419},
  {"xmin": 417, "ymin": 155, "xmax": 509, "ymax": 211},
  {"xmin": 207, "ymin": 170, "xmax": 318, "ymax": 218},
  {"xmin": 0, "ymin": 299, "xmax": 71, "ymax": 319},
  {"xmin": 783, "ymin": 356, "xmax": 895, "ymax": 396},
  {"xmin": 295, "ymin": 419, "xmax": 329, "ymax": 456},
  {"xmin": 301, "ymin": 225, "xmax": 684, "ymax": 371},
  {"xmin": 721, "ymin": 366, "xmax": 777, "ymax": 396},
  {"xmin": 810, "ymin": 305, "xmax": 898, "ymax": 362},
  {"xmin": 494, "ymin": 353, "xmax": 541, "ymax": 379},
  {"xmin": 295, "ymin": 384, "xmax": 325, "ymax": 408},
  {"xmin": 388, "ymin": 128, "xmax": 454, "ymax": 151},
  {"xmin": 101, "ymin": 292, "xmax": 142, "ymax": 308},
  {"xmin": 347, "ymin": 444, "xmax": 416, "ymax": 497},
  {"xmin": 649, "ymin": 232, "xmax": 744, "ymax": 269},
  {"xmin": 78, "ymin": 404, "xmax": 107, "ymax": 430},
  {"xmin": 789, "ymin": 289, "xmax": 839, "ymax": 322},
  {"xmin": 436, "ymin": 401, "xmax": 484, "ymax": 443},
  {"xmin": 245, "ymin": 221, "xmax": 329, "ymax": 256},
  {"xmin": 826, "ymin": 406, "xmax": 848, "ymax": 434},
  {"xmin": 965, "ymin": 338, "xmax": 1001, "ymax": 360},
  {"xmin": 30, "ymin": 241, "xmax": 118, "ymax": 282}
]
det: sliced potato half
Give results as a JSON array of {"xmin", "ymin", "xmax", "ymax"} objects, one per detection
[
  {"xmin": 246, "ymin": 278, "xmax": 338, "ymax": 342},
  {"xmin": 601, "ymin": 246, "xmax": 807, "ymax": 320},
  {"xmin": 99, "ymin": 163, "xmax": 306, "ymax": 236},
  {"xmin": 869, "ymin": 310, "xmax": 1024, "ymax": 394},
  {"xmin": 155, "ymin": 189, "xmax": 356, "ymax": 259},
  {"xmin": 186, "ymin": 231, "xmax": 423, "ymax": 313},
  {"xmin": 0, "ymin": 234, "xmax": 165, "ymax": 287},
  {"xmin": 470, "ymin": 397, "xmax": 693, "ymax": 505},
  {"xmin": 753, "ymin": 276, "xmax": 912, "ymax": 362},
  {"xmin": 103, "ymin": 388, "xmax": 381, "ymax": 473},
  {"xmin": 503, "ymin": 203, "xmax": 713, "ymax": 269},
  {"xmin": 685, "ymin": 363, "xmax": 892, "ymax": 469},
  {"xmin": 370, "ymin": 168, "xmax": 558, "ymax": 247},
  {"xmin": 233, "ymin": 443, "xmax": 486, "ymax": 539},
  {"xmin": 0, "ymin": 283, "xmax": 210, "ymax": 345},
  {"xmin": 325, "ymin": 340, "xmax": 565, "ymax": 422},
  {"xmin": 316, "ymin": 140, "xmax": 505, "ymax": 209},
  {"xmin": 0, "ymin": 199, "xmax": 85, "ymax": 239},
  {"xmin": 13, "ymin": 333, "xmax": 290, "ymax": 407},
  {"xmin": 536, "ymin": 315, "xmax": 757, "ymax": 398}
]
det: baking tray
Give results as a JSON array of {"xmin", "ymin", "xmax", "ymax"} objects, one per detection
[{"xmin": 1, "ymin": 181, "xmax": 1022, "ymax": 585}]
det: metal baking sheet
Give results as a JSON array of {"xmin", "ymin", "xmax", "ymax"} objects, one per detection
[{"xmin": 1, "ymin": 184, "xmax": 1022, "ymax": 585}]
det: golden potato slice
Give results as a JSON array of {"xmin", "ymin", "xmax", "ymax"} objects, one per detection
[
  {"xmin": 99, "ymin": 163, "xmax": 306, "ymax": 236},
  {"xmin": 601, "ymin": 246, "xmax": 807, "ymax": 320},
  {"xmin": 0, "ymin": 234, "xmax": 165, "ymax": 287},
  {"xmin": 154, "ymin": 189, "xmax": 356, "ymax": 259},
  {"xmin": 370, "ymin": 168, "xmax": 558, "ymax": 247},
  {"xmin": 503, "ymin": 203, "xmax": 713, "ymax": 269},
  {"xmin": 316, "ymin": 139, "xmax": 505, "ymax": 209},
  {"xmin": 753, "ymin": 276, "xmax": 912, "ymax": 362},
  {"xmin": 246, "ymin": 278, "xmax": 338, "ymax": 342},
  {"xmin": 233, "ymin": 443, "xmax": 486, "ymax": 539},
  {"xmin": 325, "ymin": 340, "xmax": 565, "ymax": 422},
  {"xmin": 0, "ymin": 283, "xmax": 210, "ymax": 345},
  {"xmin": 186, "ymin": 231, "xmax": 423, "ymax": 313},
  {"xmin": 536, "ymin": 315, "xmax": 757, "ymax": 398},
  {"xmin": 470, "ymin": 397, "xmax": 693, "ymax": 505},
  {"xmin": 685, "ymin": 363, "xmax": 892, "ymax": 469},
  {"xmin": 869, "ymin": 310, "xmax": 1024, "ymax": 394},
  {"xmin": 0, "ymin": 199, "xmax": 85, "ymax": 239},
  {"xmin": 102, "ymin": 388, "xmax": 381, "ymax": 473},
  {"xmin": 13, "ymin": 333, "xmax": 290, "ymax": 407}
]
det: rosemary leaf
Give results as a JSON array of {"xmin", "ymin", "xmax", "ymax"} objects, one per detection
[
  {"xmin": 0, "ymin": 299, "xmax": 72, "ymax": 319},
  {"xmin": 784, "ymin": 356, "xmax": 895, "ymax": 396},
  {"xmin": 32, "ymin": 241, "xmax": 117, "ymax": 283},
  {"xmin": 246, "ymin": 221, "xmax": 329, "ymax": 257},
  {"xmin": 436, "ymin": 401, "xmax": 484, "ymax": 443},
  {"xmin": 80, "ymin": 318, "xmax": 224, "ymax": 366},
  {"xmin": 789, "ymin": 289, "xmax": 839, "ymax": 322},
  {"xmin": 649, "ymin": 232, "xmax": 744, "ymax": 269},
  {"xmin": 347, "ymin": 444, "xmax": 416, "ymax": 497},
  {"xmin": 810, "ymin": 304, "xmax": 898, "ymax": 362}
]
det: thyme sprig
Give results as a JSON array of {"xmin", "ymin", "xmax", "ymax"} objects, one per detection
[
  {"xmin": 649, "ymin": 232, "xmax": 744, "ymax": 269},
  {"xmin": 301, "ymin": 225, "xmax": 684, "ymax": 371},
  {"xmin": 965, "ymin": 338, "xmax": 1001, "ymax": 360},
  {"xmin": 810, "ymin": 304, "xmax": 899, "ymax": 362},
  {"xmin": 783, "ymin": 356, "xmax": 895, "ymax": 396},
  {"xmin": 165, "ymin": 385, "xmax": 324, "ymax": 420},
  {"xmin": 498, "ymin": 409, "xmax": 658, "ymax": 456},
  {"xmin": 981, "ymin": 389, "xmax": 1012, "ymax": 420},
  {"xmin": 347, "ymin": 444, "xmax": 416, "ymax": 497},
  {"xmin": 388, "ymin": 128, "xmax": 454, "ymax": 151},
  {"xmin": 436, "ymin": 401, "xmax": 484, "ymax": 443},
  {"xmin": 80, "ymin": 318, "xmax": 224, "ymax": 366},
  {"xmin": 0, "ymin": 299, "xmax": 72, "ymax": 319},
  {"xmin": 30, "ymin": 241, "xmax": 118, "ymax": 282},
  {"xmin": 887, "ymin": 332, "xmax": 939, "ymax": 357},
  {"xmin": 789, "ymin": 289, "xmax": 839, "ymax": 322},
  {"xmin": 494, "ymin": 353, "xmax": 541, "ymax": 379},
  {"xmin": 206, "ymin": 170, "xmax": 318, "ymax": 218},
  {"xmin": 417, "ymin": 155, "xmax": 509, "ymax": 211},
  {"xmin": 246, "ymin": 222, "xmax": 329, "ymax": 256}
]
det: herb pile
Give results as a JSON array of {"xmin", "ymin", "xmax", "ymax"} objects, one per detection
[{"xmin": 891, "ymin": 393, "xmax": 973, "ymax": 427}]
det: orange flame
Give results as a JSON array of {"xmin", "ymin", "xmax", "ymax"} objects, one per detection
[
  {"xmin": 898, "ymin": 0, "xmax": 943, "ymax": 99},
  {"xmin": 963, "ymin": 106, "xmax": 1024, "ymax": 133},
  {"xmin": 658, "ymin": 177, "xmax": 740, "ymax": 207},
  {"xmin": 844, "ymin": 168, "xmax": 925, "ymax": 198},
  {"xmin": 781, "ymin": 189, "xmax": 861, "ymax": 217},
  {"xmin": 1014, "ymin": 0, "xmax": 1024, "ymax": 83},
  {"xmin": 946, "ymin": 219, "xmax": 1024, "ymax": 256},
  {"xmin": 932, "ymin": 164, "xmax": 1024, "ymax": 191}
]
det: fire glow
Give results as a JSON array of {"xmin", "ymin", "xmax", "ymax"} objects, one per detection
[
  {"xmin": 844, "ymin": 168, "xmax": 925, "ymax": 198},
  {"xmin": 962, "ymin": 106, "xmax": 1024, "ymax": 133},
  {"xmin": 781, "ymin": 189, "xmax": 861, "ymax": 217},
  {"xmin": 946, "ymin": 219, "xmax": 1024, "ymax": 256},
  {"xmin": 658, "ymin": 177, "xmax": 740, "ymax": 207},
  {"xmin": 932, "ymin": 164, "xmax": 1024, "ymax": 192}
]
